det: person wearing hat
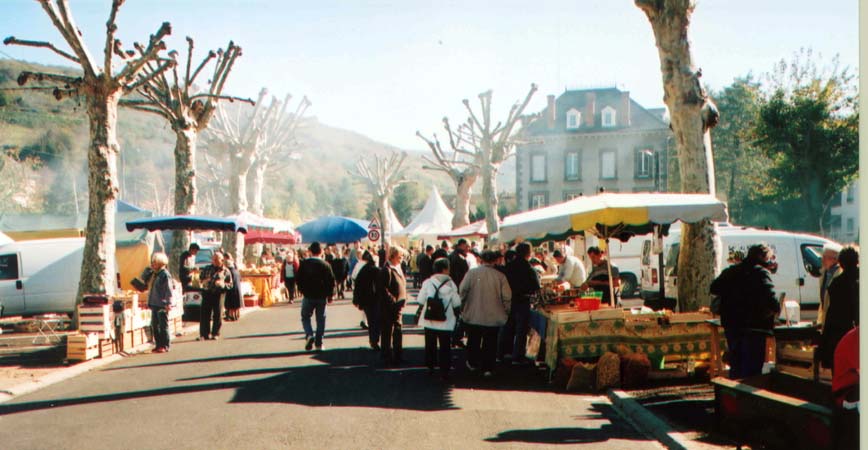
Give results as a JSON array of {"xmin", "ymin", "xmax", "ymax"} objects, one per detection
[{"xmin": 296, "ymin": 242, "xmax": 336, "ymax": 352}]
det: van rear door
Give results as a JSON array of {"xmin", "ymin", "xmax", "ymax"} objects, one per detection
[
  {"xmin": 0, "ymin": 253, "xmax": 25, "ymax": 316},
  {"xmin": 797, "ymin": 241, "xmax": 824, "ymax": 306}
]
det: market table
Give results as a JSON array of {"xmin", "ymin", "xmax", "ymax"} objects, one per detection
[
  {"xmin": 530, "ymin": 307, "xmax": 724, "ymax": 376},
  {"xmin": 240, "ymin": 273, "xmax": 275, "ymax": 307}
]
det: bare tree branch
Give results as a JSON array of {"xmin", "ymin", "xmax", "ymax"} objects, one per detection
[
  {"xmin": 53, "ymin": 0, "xmax": 99, "ymax": 76},
  {"xmin": 116, "ymin": 21, "xmax": 171, "ymax": 84},
  {"xmin": 3, "ymin": 36, "xmax": 80, "ymax": 63},
  {"xmin": 103, "ymin": 0, "xmax": 123, "ymax": 76}
]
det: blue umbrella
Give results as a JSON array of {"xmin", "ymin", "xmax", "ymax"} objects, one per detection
[
  {"xmin": 296, "ymin": 216, "xmax": 369, "ymax": 244},
  {"xmin": 125, "ymin": 215, "xmax": 247, "ymax": 233}
]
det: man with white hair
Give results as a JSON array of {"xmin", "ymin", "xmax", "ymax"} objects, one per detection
[
  {"xmin": 817, "ymin": 242, "xmax": 843, "ymax": 326},
  {"xmin": 147, "ymin": 252, "xmax": 174, "ymax": 353}
]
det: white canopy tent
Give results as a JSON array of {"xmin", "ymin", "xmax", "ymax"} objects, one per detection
[
  {"xmin": 393, "ymin": 186, "xmax": 454, "ymax": 245},
  {"xmin": 385, "ymin": 205, "xmax": 404, "ymax": 233}
]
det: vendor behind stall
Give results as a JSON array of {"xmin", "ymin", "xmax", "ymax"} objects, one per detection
[
  {"xmin": 580, "ymin": 247, "xmax": 619, "ymax": 302},
  {"xmin": 553, "ymin": 250, "xmax": 587, "ymax": 290}
]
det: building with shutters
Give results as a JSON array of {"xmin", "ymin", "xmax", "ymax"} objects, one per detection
[{"xmin": 515, "ymin": 87, "xmax": 672, "ymax": 211}]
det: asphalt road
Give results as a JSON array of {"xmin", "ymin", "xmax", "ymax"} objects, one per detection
[{"xmin": 0, "ymin": 298, "xmax": 663, "ymax": 450}]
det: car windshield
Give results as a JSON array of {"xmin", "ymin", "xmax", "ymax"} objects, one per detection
[{"xmin": 195, "ymin": 248, "xmax": 214, "ymax": 266}]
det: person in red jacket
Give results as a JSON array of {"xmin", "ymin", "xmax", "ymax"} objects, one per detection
[{"xmin": 832, "ymin": 326, "xmax": 859, "ymax": 450}]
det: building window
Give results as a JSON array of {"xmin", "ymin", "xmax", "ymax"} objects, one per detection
[
  {"xmin": 563, "ymin": 191, "xmax": 582, "ymax": 201},
  {"xmin": 530, "ymin": 153, "xmax": 546, "ymax": 183},
  {"xmin": 602, "ymin": 106, "xmax": 617, "ymax": 127},
  {"xmin": 846, "ymin": 218, "xmax": 855, "ymax": 234},
  {"xmin": 529, "ymin": 192, "xmax": 548, "ymax": 210},
  {"xmin": 846, "ymin": 184, "xmax": 856, "ymax": 203},
  {"xmin": 566, "ymin": 108, "xmax": 581, "ymax": 130},
  {"xmin": 564, "ymin": 151, "xmax": 581, "ymax": 181},
  {"xmin": 600, "ymin": 150, "xmax": 616, "ymax": 179},
  {"xmin": 635, "ymin": 148, "xmax": 654, "ymax": 179}
]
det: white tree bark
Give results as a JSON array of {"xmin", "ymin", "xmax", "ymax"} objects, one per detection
[{"xmin": 636, "ymin": 0, "xmax": 722, "ymax": 311}]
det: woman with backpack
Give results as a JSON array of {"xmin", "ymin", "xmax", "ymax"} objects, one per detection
[{"xmin": 416, "ymin": 257, "xmax": 462, "ymax": 381}]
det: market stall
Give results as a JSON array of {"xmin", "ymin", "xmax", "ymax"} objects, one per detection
[
  {"xmin": 497, "ymin": 193, "xmax": 729, "ymax": 379},
  {"xmin": 239, "ymin": 266, "xmax": 276, "ymax": 307}
]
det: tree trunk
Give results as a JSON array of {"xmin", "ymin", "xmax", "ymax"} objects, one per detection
[
  {"xmin": 637, "ymin": 0, "xmax": 721, "ymax": 311},
  {"xmin": 378, "ymin": 195, "xmax": 391, "ymax": 247},
  {"xmin": 481, "ymin": 162, "xmax": 500, "ymax": 237},
  {"xmin": 169, "ymin": 127, "xmax": 198, "ymax": 278},
  {"xmin": 250, "ymin": 159, "xmax": 267, "ymax": 216},
  {"xmin": 76, "ymin": 87, "xmax": 121, "ymax": 313},
  {"xmin": 223, "ymin": 153, "xmax": 251, "ymax": 263},
  {"xmin": 452, "ymin": 174, "xmax": 476, "ymax": 229}
]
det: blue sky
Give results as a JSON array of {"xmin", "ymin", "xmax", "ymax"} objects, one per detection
[{"xmin": 0, "ymin": 1, "xmax": 858, "ymax": 149}]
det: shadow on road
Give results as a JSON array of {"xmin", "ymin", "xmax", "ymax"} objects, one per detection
[{"xmin": 485, "ymin": 403, "xmax": 652, "ymax": 445}]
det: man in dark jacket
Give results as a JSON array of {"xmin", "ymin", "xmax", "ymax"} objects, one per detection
[
  {"xmin": 329, "ymin": 248, "xmax": 349, "ymax": 299},
  {"xmin": 198, "ymin": 251, "xmax": 234, "ymax": 341},
  {"xmin": 432, "ymin": 241, "xmax": 449, "ymax": 260},
  {"xmin": 378, "ymin": 246, "xmax": 408, "ymax": 365},
  {"xmin": 449, "ymin": 239, "xmax": 471, "ymax": 347},
  {"xmin": 354, "ymin": 251, "xmax": 381, "ymax": 350},
  {"xmin": 499, "ymin": 243, "xmax": 541, "ymax": 364},
  {"xmin": 296, "ymin": 242, "xmax": 336, "ymax": 352},
  {"xmin": 710, "ymin": 243, "xmax": 780, "ymax": 379},
  {"xmin": 818, "ymin": 245, "xmax": 859, "ymax": 369},
  {"xmin": 417, "ymin": 245, "xmax": 434, "ymax": 283},
  {"xmin": 178, "ymin": 243, "xmax": 200, "ymax": 293}
]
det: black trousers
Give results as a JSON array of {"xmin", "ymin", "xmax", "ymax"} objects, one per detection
[
  {"xmin": 380, "ymin": 302, "xmax": 403, "ymax": 362},
  {"xmin": 200, "ymin": 293, "xmax": 223, "ymax": 338},
  {"xmin": 466, "ymin": 323, "xmax": 500, "ymax": 372},
  {"xmin": 285, "ymin": 278, "xmax": 296, "ymax": 300},
  {"xmin": 425, "ymin": 328, "xmax": 452, "ymax": 375}
]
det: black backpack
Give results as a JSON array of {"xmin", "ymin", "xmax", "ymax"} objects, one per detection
[{"xmin": 423, "ymin": 280, "xmax": 451, "ymax": 321}]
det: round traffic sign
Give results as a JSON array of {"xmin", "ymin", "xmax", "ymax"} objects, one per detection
[{"xmin": 367, "ymin": 229, "xmax": 381, "ymax": 242}]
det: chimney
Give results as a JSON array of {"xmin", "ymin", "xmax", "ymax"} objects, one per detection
[
  {"xmin": 546, "ymin": 95, "xmax": 556, "ymax": 129},
  {"xmin": 620, "ymin": 91, "xmax": 631, "ymax": 126},
  {"xmin": 584, "ymin": 92, "xmax": 596, "ymax": 127}
]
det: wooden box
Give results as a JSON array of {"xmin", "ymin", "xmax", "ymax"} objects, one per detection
[
  {"xmin": 77, "ymin": 304, "xmax": 111, "ymax": 336},
  {"xmin": 67, "ymin": 333, "xmax": 100, "ymax": 361},
  {"xmin": 99, "ymin": 338, "xmax": 114, "ymax": 358},
  {"xmin": 243, "ymin": 295, "xmax": 260, "ymax": 308}
]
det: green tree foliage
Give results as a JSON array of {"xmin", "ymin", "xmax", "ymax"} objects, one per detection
[
  {"xmin": 392, "ymin": 182, "xmax": 424, "ymax": 224},
  {"xmin": 18, "ymin": 129, "xmax": 73, "ymax": 165},
  {"xmin": 710, "ymin": 76, "xmax": 781, "ymax": 227},
  {"xmin": 753, "ymin": 50, "xmax": 858, "ymax": 233}
]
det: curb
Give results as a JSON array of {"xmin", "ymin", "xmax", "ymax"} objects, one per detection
[
  {"xmin": 0, "ymin": 307, "xmax": 262, "ymax": 403},
  {"xmin": 607, "ymin": 389, "xmax": 692, "ymax": 450}
]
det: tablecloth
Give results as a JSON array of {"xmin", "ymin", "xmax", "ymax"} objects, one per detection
[{"xmin": 242, "ymin": 274, "xmax": 274, "ymax": 307}]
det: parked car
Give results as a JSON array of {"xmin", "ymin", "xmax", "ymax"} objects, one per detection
[{"xmin": 640, "ymin": 226, "xmax": 838, "ymax": 310}]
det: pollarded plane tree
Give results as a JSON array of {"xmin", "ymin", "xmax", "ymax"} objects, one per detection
[
  {"xmin": 416, "ymin": 117, "xmax": 481, "ymax": 229},
  {"xmin": 457, "ymin": 84, "xmax": 537, "ymax": 236},
  {"xmin": 353, "ymin": 151, "xmax": 409, "ymax": 246},
  {"xmin": 4, "ymin": 0, "xmax": 174, "ymax": 307},
  {"xmin": 635, "ymin": 0, "xmax": 722, "ymax": 311},
  {"xmin": 205, "ymin": 88, "xmax": 310, "ymax": 260},
  {"xmin": 119, "ymin": 37, "xmax": 252, "ymax": 275}
]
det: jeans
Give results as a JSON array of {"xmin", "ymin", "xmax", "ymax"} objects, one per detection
[
  {"xmin": 363, "ymin": 302, "xmax": 381, "ymax": 346},
  {"xmin": 724, "ymin": 329, "xmax": 767, "ymax": 379},
  {"xmin": 285, "ymin": 278, "xmax": 296, "ymax": 300},
  {"xmin": 499, "ymin": 301, "xmax": 531, "ymax": 360},
  {"xmin": 150, "ymin": 306, "xmax": 170, "ymax": 349},
  {"xmin": 425, "ymin": 328, "xmax": 452, "ymax": 375},
  {"xmin": 466, "ymin": 323, "xmax": 500, "ymax": 372},
  {"xmin": 380, "ymin": 302, "xmax": 403, "ymax": 362},
  {"xmin": 200, "ymin": 293, "xmax": 223, "ymax": 338},
  {"xmin": 301, "ymin": 297, "xmax": 327, "ymax": 345}
]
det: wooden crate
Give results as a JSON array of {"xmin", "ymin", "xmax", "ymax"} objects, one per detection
[
  {"xmin": 67, "ymin": 333, "xmax": 100, "ymax": 361},
  {"xmin": 243, "ymin": 295, "xmax": 260, "ymax": 308},
  {"xmin": 77, "ymin": 304, "xmax": 111, "ymax": 336},
  {"xmin": 99, "ymin": 338, "xmax": 114, "ymax": 358}
]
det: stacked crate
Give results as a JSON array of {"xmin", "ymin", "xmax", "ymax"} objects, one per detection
[
  {"xmin": 77, "ymin": 304, "xmax": 111, "ymax": 336},
  {"xmin": 67, "ymin": 333, "xmax": 100, "ymax": 361}
]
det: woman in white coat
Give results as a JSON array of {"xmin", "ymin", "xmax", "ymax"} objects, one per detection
[{"xmin": 416, "ymin": 257, "xmax": 462, "ymax": 380}]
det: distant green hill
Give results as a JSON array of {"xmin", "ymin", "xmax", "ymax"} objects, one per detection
[{"xmin": 0, "ymin": 58, "xmax": 453, "ymax": 223}]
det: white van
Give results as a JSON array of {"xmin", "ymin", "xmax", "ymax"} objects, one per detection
[
  {"xmin": 0, "ymin": 238, "xmax": 88, "ymax": 316},
  {"xmin": 640, "ymin": 227, "xmax": 836, "ymax": 309}
]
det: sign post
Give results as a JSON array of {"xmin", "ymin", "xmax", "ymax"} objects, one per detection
[{"xmin": 368, "ymin": 217, "xmax": 381, "ymax": 242}]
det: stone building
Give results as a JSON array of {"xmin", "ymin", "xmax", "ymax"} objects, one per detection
[{"xmin": 515, "ymin": 87, "xmax": 672, "ymax": 211}]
